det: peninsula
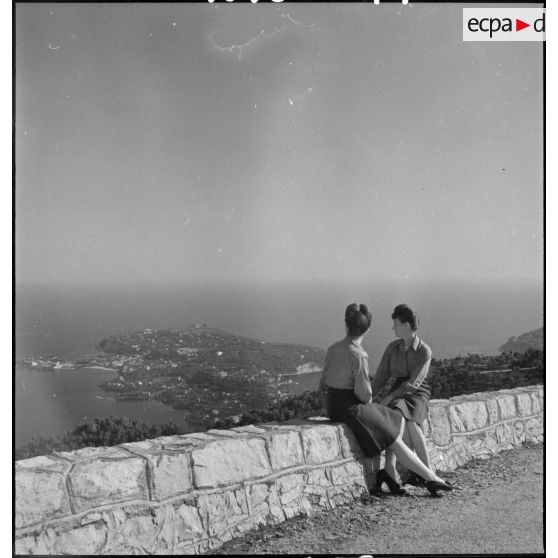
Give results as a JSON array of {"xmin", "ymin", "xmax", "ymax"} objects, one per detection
[{"xmin": 18, "ymin": 325, "xmax": 325, "ymax": 425}]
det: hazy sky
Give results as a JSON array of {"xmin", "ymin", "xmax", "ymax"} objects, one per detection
[{"xmin": 15, "ymin": 2, "xmax": 543, "ymax": 285}]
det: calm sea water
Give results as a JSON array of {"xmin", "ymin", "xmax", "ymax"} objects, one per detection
[{"xmin": 15, "ymin": 279, "xmax": 543, "ymax": 448}]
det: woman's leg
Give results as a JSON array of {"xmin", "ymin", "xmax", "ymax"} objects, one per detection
[
  {"xmin": 388, "ymin": 435, "xmax": 444, "ymax": 483},
  {"xmin": 385, "ymin": 412, "xmax": 406, "ymax": 480},
  {"xmin": 384, "ymin": 448, "xmax": 397, "ymax": 479},
  {"xmin": 407, "ymin": 420, "xmax": 431, "ymax": 469}
]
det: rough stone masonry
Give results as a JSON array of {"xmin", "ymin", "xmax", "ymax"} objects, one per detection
[{"xmin": 15, "ymin": 384, "xmax": 543, "ymax": 555}]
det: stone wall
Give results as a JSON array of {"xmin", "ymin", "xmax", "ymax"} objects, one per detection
[{"xmin": 15, "ymin": 385, "xmax": 543, "ymax": 555}]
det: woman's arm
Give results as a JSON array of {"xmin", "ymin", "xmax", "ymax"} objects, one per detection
[
  {"xmin": 352, "ymin": 353, "xmax": 373, "ymax": 404},
  {"xmin": 388, "ymin": 345, "xmax": 432, "ymax": 399},
  {"xmin": 371, "ymin": 345, "xmax": 392, "ymax": 394}
]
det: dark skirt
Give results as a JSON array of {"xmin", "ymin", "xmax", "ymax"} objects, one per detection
[
  {"xmin": 388, "ymin": 378, "xmax": 431, "ymax": 425},
  {"xmin": 326, "ymin": 388, "xmax": 403, "ymax": 458}
]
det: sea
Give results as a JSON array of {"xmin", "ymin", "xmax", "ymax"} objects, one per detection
[{"xmin": 14, "ymin": 279, "xmax": 543, "ymax": 448}]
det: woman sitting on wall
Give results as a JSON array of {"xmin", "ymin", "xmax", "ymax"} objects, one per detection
[
  {"xmin": 318, "ymin": 303, "xmax": 453, "ymax": 497},
  {"xmin": 372, "ymin": 304, "xmax": 433, "ymax": 487}
]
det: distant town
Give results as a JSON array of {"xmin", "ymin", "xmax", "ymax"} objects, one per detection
[{"xmin": 18, "ymin": 325, "xmax": 325, "ymax": 425}]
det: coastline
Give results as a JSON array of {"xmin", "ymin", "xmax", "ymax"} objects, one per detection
[{"xmin": 87, "ymin": 365, "xmax": 118, "ymax": 372}]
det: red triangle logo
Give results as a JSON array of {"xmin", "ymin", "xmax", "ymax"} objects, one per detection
[{"xmin": 516, "ymin": 19, "xmax": 530, "ymax": 31}]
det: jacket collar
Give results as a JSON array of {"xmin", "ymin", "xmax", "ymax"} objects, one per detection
[
  {"xmin": 346, "ymin": 336, "xmax": 368, "ymax": 357},
  {"xmin": 400, "ymin": 336, "xmax": 420, "ymax": 351}
]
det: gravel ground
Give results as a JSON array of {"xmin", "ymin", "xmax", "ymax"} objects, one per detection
[{"xmin": 211, "ymin": 442, "xmax": 544, "ymax": 555}]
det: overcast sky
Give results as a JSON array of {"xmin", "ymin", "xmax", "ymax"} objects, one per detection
[{"xmin": 15, "ymin": 3, "xmax": 543, "ymax": 285}]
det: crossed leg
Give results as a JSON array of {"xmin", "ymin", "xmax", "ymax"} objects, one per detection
[{"xmin": 385, "ymin": 413, "xmax": 430, "ymax": 480}]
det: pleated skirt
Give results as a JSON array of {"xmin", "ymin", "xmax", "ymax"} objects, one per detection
[{"xmin": 326, "ymin": 387, "xmax": 403, "ymax": 457}]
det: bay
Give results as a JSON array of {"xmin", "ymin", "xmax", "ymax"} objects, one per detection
[
  {"xmin": 14, "ymin": 366, "xmax": 202, "ymax": 448},
  {"xmin": 14, "ymin": 365, "xmax": 321, "ymax": 449}
]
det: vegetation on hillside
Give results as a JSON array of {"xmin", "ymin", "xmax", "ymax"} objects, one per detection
[{"xmin": 15, "ymin": 417, "xmax": 182, "ymax": 461}]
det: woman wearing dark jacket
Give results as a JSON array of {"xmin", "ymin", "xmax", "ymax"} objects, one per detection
[
  {"xmin": 372, "ymin": 304, "xmax": 433, "ymax": 486},
  {"xmin": 319, "ymin": 303, "xmax": 452, "ymax": 496}
]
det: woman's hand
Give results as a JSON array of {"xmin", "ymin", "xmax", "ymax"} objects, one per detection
[{"xmin": 380, "ymin": 395, "xmax": 394, "ymax": 406}]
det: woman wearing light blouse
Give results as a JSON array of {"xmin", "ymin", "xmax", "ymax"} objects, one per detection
[
  {"xmin": 319, "ymin": 303, "xmax": 453, "ymax": 497},
  {"xmin": 372, "ymin": 304, "xmax": 433, "ymax": 487}
]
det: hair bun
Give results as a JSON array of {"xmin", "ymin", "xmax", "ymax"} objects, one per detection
[{"xmin": 345, "ymin": 303, "xmax": 372, "ymax": 338}]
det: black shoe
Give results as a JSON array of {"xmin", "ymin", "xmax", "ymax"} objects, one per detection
[
  {"xmin": 373, "ymin": 469, "xmax": 407, "ymax": 495},
  {"xmin": 425, "ymin": 479, "xmax": 454, "ymax": 497},
  {"xmin": 405, "ymin": 472, "xmax": 426, "ymax": 486}
]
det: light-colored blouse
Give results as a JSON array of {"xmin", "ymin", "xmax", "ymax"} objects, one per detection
[
  {"xmin": 319, "ymin": 337, "xmax": 373, "ymax": 404},
  {"xmin": 371, "ymin": 336, "xmax": 432, "ymax": 399}
]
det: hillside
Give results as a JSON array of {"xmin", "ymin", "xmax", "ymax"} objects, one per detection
[
  {"xmin": 94, "ymin": 325, "xmax": 325, "ymax": 423},
  {"xmin": 498, "ymin": 327, "xmax": 543, "ymax": 354}
]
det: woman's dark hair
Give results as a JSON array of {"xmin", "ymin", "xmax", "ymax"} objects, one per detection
[
  {"xmin": 391, "ymin": 304, "xmax": 419, "ymax": 331},
  {"xmin": 344, "ymin": 303, "xmax": 372, "ymax": 338}
]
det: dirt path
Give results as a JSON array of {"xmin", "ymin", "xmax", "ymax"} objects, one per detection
[{"xmin": 212, "ymin": 443, "xmax": 544, "ymax": 555}]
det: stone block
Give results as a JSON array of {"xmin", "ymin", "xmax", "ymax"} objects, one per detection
[
  {"xmin": 337, "ymin": 423, "xmax": 365, "ymax": 459},
  {"xmin": 524, "ymin": 418, "xmax": 543, "ymax": 441},
  {"xmin": 300, "ymin": 425, "xmax": 342, "ymax": 465},
  {"xmin": 174, "ymin": 502, "xmax": 205, "ymax": 542},
  {"xmin": 69, "ymin": 457, "xmax": 148, "ymax": 512},
  {"xmin": 425, "ymin": 441, "xmax": 445, "ymax": 472},
  {"xmin": 514, "ymin": 421, "xmax": 526, "ymax": 444},
  {"xmin": 15, "ymin": 456, "xmax": 71, "ymax": 528},
  {"xmin": 15, "ymin": 531, "xmax": 54, "ymax": 555},
  {"xmin": 247, "ymin": 483, "xmax": 285, "ymax": 523},
  {"xmin": 327, "ymin": 483, "xmax": 365, "ymax": 507},
  {"xmin": 266, "ymin": 430, "xmax": 304, "ymax": 470},
  {"xmin": 52, "ymin": 521, "xmax": 108, "ymax": 554},
  {"xmin": 198, "ymin": 489, "xmax": 249, "ymax": 537},
  {"xmin": 302, "ymin": 470, "xmax": 331, "ymax": 510},
  {"xmin": 448, "ymin": 400, "xmax": 488, "ymax": 432},
  {"xmin": 485, "ymin": 398, "xmax": 499, "ymax": 425},
  {"xmin": 206, "ymin": 429, "xmax": 244, "ymax": 437},
  {"xmin": 232, "ymin": 425, "xmax": 267, "ymax": 434},
  {"xmin": 158, "ymin": 436, "xmax": 208, "ymax": 454},
  {"xmin": 246, "ymin": 482, "xmax": 270, "ymax": 519},
  {"xmin": 276, "ymin": 473, "xmax": 305, "ymax": 519},
  {"xmin": 276, "ymin": 473, "xmax": 305, "ymax": 503},
  {"xmin": 309, "ymin": 467, "xmax": 331, "ymax": 484},
  {"xmin": 516, "ymin": 393, "xmax": 532, "ymax": 417},
  {"xmin": 180, "ymin": 432, "xmax": 218, "ymax": 442},
  {"xmin": 103, "ymin": 506, "xmax": 161, "ymax": 554},
  {"xmin": 429, "ymin": 449, "xmax": 449, "ymax": 473},
  {"xmin": 192, "ymin": 438, "xmax": 271, "ymax": 488},
  {"xmin": 329, "ymin": 461, "xmax": 365, "ymax": 486},
  {"xmin": 495, "ymin": 422, "xmax": 515, "ymax": 448},
  {"xmin": 430, "ymin": 398, "xmax": 451, "ymax": 405},
  {"xmin": 452, "ymin": 439, "xmax": 478, "ymax": 467},
  {"xmin": 530, "ymin": 391, "xmax": 542, "ymax": 415},
  {"xmin": 428, "ymin": 405, "xmax": 452, "ymax": 445},
  {"xmin": 122, "ymin": 442, "xmax": 193, "ymax": 501},
  {"xmin": 55, "ymin": 446, "xmax": 131, "ymax": 461},
  {"xmin": 260, "ymin": 423, "xmax": 306, "ymax": 431},
  {"xmin": 497, "ymin": 394, "xmax": 517, "ymax": 420},
  {"xmin": 468, "ymin": 432, "xmax": 499, "ymax": 460}
]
